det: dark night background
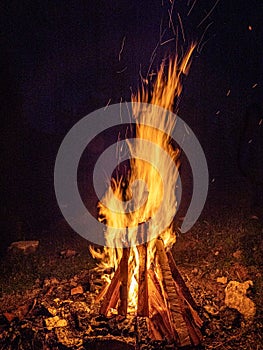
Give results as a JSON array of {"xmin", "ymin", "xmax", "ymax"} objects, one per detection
[{"xmin": 1, "ymin": 1, "xmax": 263, "ymax": 250}]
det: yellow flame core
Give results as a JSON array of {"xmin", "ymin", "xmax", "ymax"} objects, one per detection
[{"xmin": 90, "ymin": 44, "xmax": 195, "ymax": 314}]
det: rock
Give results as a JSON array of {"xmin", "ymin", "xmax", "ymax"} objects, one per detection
[
  {"xmin": 69, "ymin": 301, "xmax": 90, "ymax": 324},
  {"xmin": 43, "ymin": 277, "xmax": 60, "ymax": 289},
  {"xmin": 8, "ymin": 240, "xmax": 39, "ymax": 254},
  {"xmin": 45, "ymin": 316, "xmax": 68, "ymax": 330},
  {"xmin": 192, "ymin": 268, "xmax": 199, "ymax": 275},
  {"xmin": 70, "ymin": 280, "xmax": 78, "ymax": 287},
  {"xmin": 60, "ymin": 249, "xmax": 77, "ymax": 258},
  {"xmin": 233, "ymin": 250, "xmax": 242, "ymax": 259},
  {"xmin": 224, "ymin": 280, "xmax": 256, "ymax": 320},
  {"xmin": 47, "ymin": 306, "xmax": 57, "ymax": 316},
  {"xmin": 3, "ymin": 301, "xmax": 32, "ymax": 323},
  {"xmin": 40, "ymin": 301, "xmax": 58, "ymax": 316},
  {"xmin": 56, "ymin": 327, "xmax": 83, "ymax": 348},
  {"xmin": 71, "ymin": 285, "xmax": 84, "ymax": 295},
  {"xmin": 217, "ymin": 276, "xmax": 228, "ymax": 284}
]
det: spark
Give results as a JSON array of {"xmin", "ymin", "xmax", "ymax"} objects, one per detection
[
  {"xmin": 197, "ymin": 38, "xmax": 210, "ymax": 54},
  {"xmin": 226, "ymin": 90, "xmax": 231, "ymax": 96},
  {"xmin": 118, "ymin": 36, "xmax": 126, "ymax": 62},
  {"xmin": 119, "ymin": 97, "xmax": 123, "ymax": 124},
  {"xmin": 159, "ymin": 17, "xmax": 163, "ymax": 40},
  {"xmin": 177, "ymin": 12, "xmax": 185, "ymax": 42},
  {"xmin": 168, "ymin": 1, "xmax": 176, "ymax": 36},
  {"xmin": 197, "ymin": 22, "xmax": 213, "ymax": 53},
  {"xmin": 151, "ymin": 29, "xmax": 166, "ymax": 62},
  {"xmin": 252, "ymin": 83, "xmax": 258, "ymax": 88},
  {"xmin": 248, "ymin": 25, "xmax": 252, "ymax": 31},
  {"xmin": 148, "ymin": 72, "xmax": 157, "ymax": 77},
  {"xmin": 216, "ymin": 110, "xmax": 220, "ymax": 115},
  {"xmin": 104, "ymin": 98, "xmax": 112, "ymax": 110},
  {"xmin": 187, "ymin": 0, "xmax": 197, "ymax": 17},
  {"xmin": 197, "ymin": 0, "xmax": 220, "ymax": 28},
  {"xmin": 117, "ymin": 66, "xmax": 127, "ymax": 74},
  {"xmin": 147, "ymin": 52, "xmax": 157, "ymax": 77},
  {"xmin": 146, "ymin": 29, "xmax": 166, "ymax": 80},
  {"xmin": 124, "ymin": 100, "xmax": 133, "ymax": 133},
  {"xmin": 259, "ymin": 119, "xmax": 262, "ymax": 126},
  {"xmin": 139, "ymin": 64, "xmax": 148, "ymax": 85},
  {"xmin": 160, "ymin": 37, "xmax": 175, "ymax": 46}
]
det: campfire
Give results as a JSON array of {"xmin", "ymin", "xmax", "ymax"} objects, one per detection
[{"xmin": 90, "ymin": 44, "xmax": 203, "ymax": 348}]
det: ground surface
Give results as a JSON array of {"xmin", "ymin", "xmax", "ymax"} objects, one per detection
[{"xmin": 0, "ymin": 177, "xmax": 262, "ymax": 349}]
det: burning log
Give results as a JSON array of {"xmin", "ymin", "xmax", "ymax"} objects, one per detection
[
  {"xmin": 118, "ymin": 247, "xmax": 130, "ymax": 316},
  {"xmin": 137, "ymin": 222, "xmax": 149, "ymax": 317},
  {"xmin": 98, "ymin": 235, "xmax": 203, "ymax": 347},
  {"xmin": 167, "ymin": 250, "xmax": 197, "ymax": 310},
  {"xmin": 155, "ymin": 237, "xmax": 192, "ymax": 347},
  {"xmin": 148, "ymin": 269, "xmax": 174, "ymax": 341},
  {"xmin": 100, "ymin": 265, "xmax": 120, "ymax": 316},
  {"xmin": 167, "ymin": 250, "xmax": 203, "ymax": 339},
  {"xmin": 98, "ymin": 232, "xmax": 203, "ymax": 348}
]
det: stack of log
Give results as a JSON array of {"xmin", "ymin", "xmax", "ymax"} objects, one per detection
[{"xmin": 97, "ymin": 223, "xmax": 203, "ymax": 348}]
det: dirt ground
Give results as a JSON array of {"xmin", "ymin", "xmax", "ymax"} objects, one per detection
[{"xmin": 0, "ymin": 178, "xmax": 262, "ymax": 349}]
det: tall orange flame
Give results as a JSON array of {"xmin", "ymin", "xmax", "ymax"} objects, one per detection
[{"xmin": 90, "ymin": 44, "xmax": 196, "ymax": 313}]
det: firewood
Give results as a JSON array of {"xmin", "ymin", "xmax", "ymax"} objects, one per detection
[
  {"xmin": 96, "ymin": 282, "xmax": 109, "ymax": 303},
  {"xmin": 147, "ymin": 317, "xmax": 163, "ymax": 340},
  {"xmin": 118, "ymin": 247, "xmax": 130, "ymax": 316},
  {"xmin": 100, "ymin": 264, "xmax": 121, "ymax": 316},
  {"xmin": 137, "ymin": 222, "xmax": 149, "ymax": 316},
  {"xmin": 167, "ymin": 249, "xmax": 203, "ymax": 344},
  {"xmin": 155, "ymin": 237, "xmax": 191, "ymax": 347},
  {"xmin": 182, "ymin": 302, "xmax": 203, "ymax": 346},
  {"xmin": 167, "ymin": 250, "xmax": 197, "ymax": 310},
  {"xmin": 148, "ymin": 269, "xmax": 174, "ymax": 340}
]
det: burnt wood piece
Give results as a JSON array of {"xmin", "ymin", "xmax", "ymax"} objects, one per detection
[
  {"xmin": 182, "ymin": 303, "xmax": 203, "ymax": 347},
  {"xmin": 100, "ymin": 264, "xmax": 121, "ymax": 316},
  {"xmin": 175, "ymin": 279, "xmax": 203, "ymax": 346},
  {"xmin": 118, "ymin": 247, "xmax": 130, "ymax": 316},
  {"xmin": 148, "ymin": 269, "xmax": 174, "ymax": 340},
  {"xmin": 167, "ymin": 249, "xmax": 203, "ymax": 345},
  {"xmin": 147, "ymin": 317, "xmax": 163, "ymax": 340},
  {"xmin": 155, "ymin": 237, "xmax": 191, "ymax": 347},
  {"xmin": 167, "ymin": 250, "xmax": 197, "ymax": 310},
  {"xmin": 137, "ymin": 222, "xmax": 149, "ymax": 317},
  {"xmin": 95, "ymin": 282, "xmax": 109, "ymax": 303}
]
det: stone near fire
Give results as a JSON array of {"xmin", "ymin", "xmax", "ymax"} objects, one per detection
[
  {"xmin": 71, "ymin": 285, "xmax": 84, "ymax": 295},
  {"xmin": 43, "ymin": 277, "xmax": 60, "ymax": 289},
  {"xmin": 217, "ymin": 276, "xmax": 228, "ymax": 284},
  {"xmin": 225, "ymin": 280, "xmax": 256, "ymax": 320},
  {"xmin": 60, "ymin": 249, "xmax": 77, "ymax": 258},
  {"xmin": 45, "ymin": 316, "xmax": 68, "ymax": 330},
  {"xmin": 233, "ymin": 250, "xmax": 242, "ymax": 259},
  {"xmin": 8, "ymin": 240, "xmax": 39, "ymax": 255}
]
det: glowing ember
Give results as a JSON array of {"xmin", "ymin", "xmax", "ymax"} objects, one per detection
[{"xmin": 90, "ymin": 44, "xmax": 196, "ymax": 315}]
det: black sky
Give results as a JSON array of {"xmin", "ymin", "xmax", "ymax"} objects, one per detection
[{"xmin": 1, "ymin": 0, "xmax": 263, "ymax": 234}]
